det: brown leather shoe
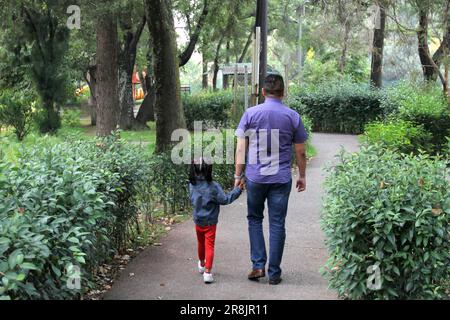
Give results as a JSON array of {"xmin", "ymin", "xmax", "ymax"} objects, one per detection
[{"xmin": 248, "ymin": 269, "xmax": 265, "ymax": 281}]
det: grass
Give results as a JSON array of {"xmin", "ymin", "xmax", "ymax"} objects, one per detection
[
  {"xmin": 1, "ymin": 113, "xmax": 317, "ymax": 163},
  {"xmin": 0, "ymin": 119, "xmax": 157, "ymax": 162}
]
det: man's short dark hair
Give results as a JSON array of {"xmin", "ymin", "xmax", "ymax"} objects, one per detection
[{"xmin": 264, "ymin": 74, "xmax": 285, "ymax": 97}]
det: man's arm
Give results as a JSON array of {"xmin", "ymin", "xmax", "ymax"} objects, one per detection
[
  {"xmin": 294, "ymin": 143, "xmax": 307, "ymax": 192},
  {"xmin": 235, "ymin": 137, "xmax": 247, "ymax": 188}
]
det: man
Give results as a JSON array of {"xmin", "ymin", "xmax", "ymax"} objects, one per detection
[{"xmin": 234, "ymin": 74, "xmax": 308, "ymax": 285}]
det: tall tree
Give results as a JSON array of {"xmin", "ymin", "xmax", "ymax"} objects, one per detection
[
  {"xmin": 370, "ymin": 1, "xmax": 387, "ymax": 88},
  {"xmin": 146, "ymin": 0, "xmax": 186, "ymax": 152},
  {"xmin": 1, "ymin": 1, "xmax": 71, "ymax": 134},
  {"xmin": 415, "ymin": 0, "xmax": 448, "ymax": 92},
  {"xmin": 95, "ymin": 7, "xmax": 119, "ymax": 136},
  {"xmin": 212, "ymin": 36, "xmax": 224, "ymax": 91},
  {"xmin": 135, "ymin": 36, "xmax": 156, "ymax": 126},
  {"xmin": 118, "ymin": 11, "xmax": 146, "ymax": 130}
]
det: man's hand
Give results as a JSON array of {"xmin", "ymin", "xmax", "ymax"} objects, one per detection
[
  {"xmin": 296, "ymin": 177, "xmax": 306, "ymax": 192},
  {"xmin": 294, "ymin": 143, "xmax": 307, "ymax": 192},
  {"xmin": 239, "ymin": 179, "xmax": 246, "ymax": 191},
  {"xmin": 235, "ymin": 178, "xmax": 246, "ymax": 191}
]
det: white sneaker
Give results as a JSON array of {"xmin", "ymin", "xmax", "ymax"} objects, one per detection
[
  {"xmin": 198, "ymin": 261, "xmax": 205, "ymax": 274},
  {"xmin": 203, "ymin": 272, "xmax": 214, "ymax": 284}
]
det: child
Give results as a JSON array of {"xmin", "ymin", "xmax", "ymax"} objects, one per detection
[{"xmin": 189, "ymin": 158, "xmax": 243, "ymax": 284}]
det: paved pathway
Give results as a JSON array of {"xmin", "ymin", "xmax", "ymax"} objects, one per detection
[{"xmin": 104, "ymin": 133, "xmax": 359, "ymax": 300}]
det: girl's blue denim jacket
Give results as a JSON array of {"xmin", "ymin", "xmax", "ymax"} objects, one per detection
[{"xmin": 189, "ymin": 179, "xmax": 241, "ymax": 226}]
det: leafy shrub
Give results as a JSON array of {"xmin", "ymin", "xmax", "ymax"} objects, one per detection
[
  {"xmin": 147, "ymin": 131, "xmax": 236, "ymax": 216},
  {"xmin": 0, "ymin": 90, "xmax": 35, "ymax": 141},
  {"xmin": 34, "ymin": 107, "xmax": 61, "ymax": 135},
  {"xmin": 288, "ymin": 79, "xmax": 383, "ymax": 134},
  {"xmin": 397, "ymin": 88, "xmax": 449, "ymax": 154},
  {"xmin": 363, "ymin": 120, "xmax": 432, "ymax": 154},
  {"xmin": 381, "ymin": 82, "xmax": 450, "ymax": 154},
  {"xmin": 301, "ymin": 115, "xmax": 313, "ymax": 138},
  {"xmin": 62, "ymin": 109, "xmax": 81, "ymax": 127},
  {"xmin": 322, "ymin": 146, "xmax": 449, "ymax": 299},
  {"xmin": 183, "ymin": 90, "xmax": 234, "ymax": 130},
  {"xmin": 0, "ymin": 136, "xmax": 151, "ymax": 299}
]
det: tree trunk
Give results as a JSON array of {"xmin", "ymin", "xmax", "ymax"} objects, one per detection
[
  {"xmin": 339, "ymin": 19, "xmax": 351, "ymax": 73},
  {"xmin": 445, "ymin": 0, "xmax": 450, "ymax": 97},
  {"xmin": 202, "ymin": 51, "xmax": 209, "ymax": 89},
  {"xmin": 146, "ymin": 0, "xmax": 186, "ymax": 153},
  {"xmin": 136, "ymin": 37, "xmax": 156, "ymax": 127},
  {"xmin": 212, "ymin": 37, "xmax": 224, "ymax": 91},
  {"xmin": 118, "ymin": 58, "xmax": 136, "ymax": 130},
  {"xmin": 136, "ymin": 84, "xmax": 155, "ymax": 126},
  {"xmin": 417, "ymin": 3, "xmax": 449, "ymax": 92},
  {"xmin": 296, "ymin": 4, "xmax": 304, "ymax": 80},
  {"xmin": 238, "ymin": 29, "xmax": 253, "ymax": 63},
  {"xmin": 136, "ymin": 37, "xmax": 156, "ymax": 126},
  {"xmin": 118, "ymin": 15, "xmax": 146, "ymax": 130},
  {"xmin": 96, "ymin": 11, "xmax": 119, "ymax": 137},
  {"xmin": 179, "ymin": 0, "xmax": 209, "ymax": 67},
  {"xmin": 86, "ymin": 66, "xmax": 97, "ymax": 126},
  {"xmin": 370, "ymin": 4, "xmax": 386, "ymax": 88},
  {"xmin": 223, "ymin": 41, "xmax": 230, "ymax": 89},
  {"xmin": 417, "ymin": 8, "xmax": 436, "ymax": 80}
]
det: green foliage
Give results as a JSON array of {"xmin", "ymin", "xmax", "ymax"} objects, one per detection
[
  {"xmin": 147, "ymin": 131, "xmax": 235, "ymax": 216},
  {"xmin": 397, "ymin": 90, "xmax": 449, "ymax": 154},
  {"xmin": 0, "ymin": 90, "xmax": 35, "ymax": 141},
  {"xmin": 301, "ymin": 115, "xmax": 313, "ymax": 138},
  {"xmin": 303, "ymin": 58, "xmax": 339, "ymax": 85},
  {"xmin": 301, "ymin": 50, "xmax": 369, "ymax": 85},
  {"xmin": 381, "ymin": 82, "xmax": 450, "ymax": 154},
  {"xmin": 363, "ymin": 120, "xmax": 432, "ymax": 154},
  {"xmin": 182, "ymin": 90, "xmax": 234, "ymax": 130},
  {"xmin": 1, "ymin": 1, "xmax": 71, "ymax": 134},
  {"xmin": 0, "ymin": 135, "xmax": 152, "ymax": 299},
  {"xmin": 322, "ymin": 146, "xmax": 449, "ymax": 300},
  {"xmin": 288, "ymin": 79, "xmax": 383, "ymax": 134},
  {"xmin": 62, "ymin": 109, "xmax": 81, "ymax": 128}
]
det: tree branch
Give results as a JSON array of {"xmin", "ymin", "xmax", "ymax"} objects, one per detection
[
  {"xmin": 130, "ymin": 15, "xmax": 147, "ymax": 51},
  {"xmin": 179, "ymin": 0, "xmax": 209, "ymax": 67}
]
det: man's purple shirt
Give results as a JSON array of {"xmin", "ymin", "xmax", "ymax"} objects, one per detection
[{"xmin": 235, "ymin": 97, "xmax": 308, "ymax": 184}]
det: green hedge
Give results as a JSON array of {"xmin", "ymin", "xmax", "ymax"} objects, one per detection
[
  {"xmin": 322, "ymin": 146, "xmax": 449, "ymax": 299},
  {"xmin": 0, "ymin": 132, "xmax": 236, "ymax": 299},
  {"xmin": 0, "ymin": 136, "xmax": 151, "ymax": 299},
  {"xmin": 397, "ymin": 88, "xmax": 449, "ymax": 154},
  {"xmin": 140, "ymin": 130, "xmax": 236, "ymax": 217},
  {"xmin": 378, "ymin": 82, "xmax": 450, "ymax": 154},
  {"xmin": 182, "ymin": 91, "xmax": 234, "ymax": 130},
  {"xmin": 363, "ymin": 120, "xmax": 432, "ymax": 155},
  {"xmin": 144, "ymin": 149, "xmax": 234, "ymax": 217},
  {"xmin": 288, "ymin": 80, "xmax": 383, "ymax": 134}
]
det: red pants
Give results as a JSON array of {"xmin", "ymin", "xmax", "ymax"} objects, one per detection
[{"xmin": 195, "ymin": 225, "xmax": 217, "ymax": 271}]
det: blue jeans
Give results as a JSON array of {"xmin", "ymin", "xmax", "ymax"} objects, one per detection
[{"xmin": 246, "ymin": 179, "xmax": 292, "ymax": 280}]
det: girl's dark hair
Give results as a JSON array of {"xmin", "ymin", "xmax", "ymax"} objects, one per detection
[{"xmin": 189, "ymin": 158, "xmax": 213, "ymax": 185}]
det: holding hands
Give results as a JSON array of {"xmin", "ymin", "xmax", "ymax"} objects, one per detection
[{"xmin": 234, "ymin": 175, "xmax": 246, "ymax": 191}]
